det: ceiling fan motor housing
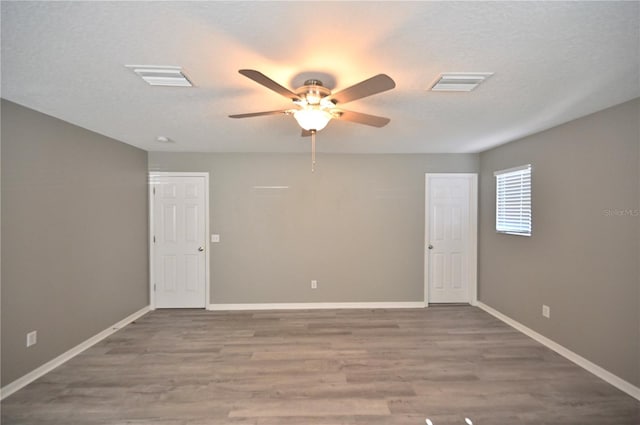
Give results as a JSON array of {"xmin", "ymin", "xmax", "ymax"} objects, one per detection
[{"xmin": 297, "ymin": 80, "xmax": 332, "ymax": 105}]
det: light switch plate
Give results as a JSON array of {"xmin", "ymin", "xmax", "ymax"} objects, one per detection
[
  {"xmin": 27, "ymin": 330, "xmax": 37, "ymax": 347},
  {"xmin": 211, "ymin": 234, "xmax": 220, "ymax": 243},
  {"xmin": 542, "ymin": 305, "xmax": 550, "ymax": 318}
]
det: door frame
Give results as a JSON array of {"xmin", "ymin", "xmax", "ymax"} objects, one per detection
[
  {"xmin": 148, "ymin": 172, "xmax": 210, "ymax": 310},
  {"xmin": 424, "ymin": 173, "xmax": 478, "ymax": 306}
]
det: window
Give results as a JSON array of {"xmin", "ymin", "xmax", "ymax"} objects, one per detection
[{"xmin": 494, "ymin": 164, "xmax": 531, "ymax": 236}]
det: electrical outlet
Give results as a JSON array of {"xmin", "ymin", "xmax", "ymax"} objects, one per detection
[
  {"xmin": 311, "ymin": 280, "xmax": 317, "ymax": 289},
  {"xmin": 26, "ymin": 330, "xmax": 37, "ymax": 347},
  {"xmin": 542, "ymin": 305, "xmax": 550, "ymax": 319}
]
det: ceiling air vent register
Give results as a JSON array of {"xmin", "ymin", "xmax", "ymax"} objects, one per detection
[
  {"xmin": 125, "ymin": 65, "xmax": 193, "ymax": 87},
  {"xmin": 430, "ymin": 72, "xmax": 494, "ymax": 92}
]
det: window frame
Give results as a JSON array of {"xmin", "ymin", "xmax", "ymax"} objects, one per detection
[{"xmin": 494, "ymin": 164, "xmax": 532, "ymax": 237}]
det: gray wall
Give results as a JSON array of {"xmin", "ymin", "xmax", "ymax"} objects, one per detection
[
  {"xmin": 479, "ymin": 98, "xmax": 640, "ymax": 386},
  {"xmin": 149, "ymin": 153, "xmax": 478, "ymax": 304},
  {"xmin": 1, "ymin": 100, "xmax": 149, "ymax": 386}
]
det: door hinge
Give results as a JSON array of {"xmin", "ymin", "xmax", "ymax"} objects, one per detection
[
  {"xmin": 153, "ymin": 187, "xmax": 156, "ymax": 195},
  {"xmin": 153, "ymin": 236, "xmax": 156, "ymax": 243},
  {"xmin": 154, "ymin": 284, "xmax": 156, "ymax": 291}
]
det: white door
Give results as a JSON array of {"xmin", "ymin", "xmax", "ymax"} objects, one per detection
[
  {"xmin": 152, "ymin": 175, "xmax": 207, "ymax": 308},
  {"xmin": 425, "ymin": 174, "xmax": 477, "ymax": 304}
]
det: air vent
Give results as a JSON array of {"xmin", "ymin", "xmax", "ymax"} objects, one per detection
[
  {"xmin": 430, "ymin": 72, "xmax": 493, "ymax": 92},
  {"xmin": 126, "ymin": 65, "xmax": 193, "ymax": 87}
]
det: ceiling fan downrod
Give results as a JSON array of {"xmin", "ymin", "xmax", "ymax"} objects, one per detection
[{"xmin": 311, "ymin": 130, "xmax": 316, "ymax": 172}]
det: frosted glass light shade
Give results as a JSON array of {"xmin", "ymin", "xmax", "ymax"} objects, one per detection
[{"xmin": 293, "ymin": 108, "xmax": 332, "ymax": 131}]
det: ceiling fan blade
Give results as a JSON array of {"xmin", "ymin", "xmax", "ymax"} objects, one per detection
[
  {"xmin": 229, "ymin": 110, "xmax": 289, "ymax": 119},
  {"xmin": 330, "ymin": 74, "xmax": 395, "ymax": 105},
  {"xmin": 301, "ymin": 129, "xmax": 313, "ymax": 137},
  {"xmin": 334, "ymin": 109, "xmax": 391, "ymax": 127},
  {"xmin": 239, "ymin": 69, "xmax": 301, "ymax": 101}
]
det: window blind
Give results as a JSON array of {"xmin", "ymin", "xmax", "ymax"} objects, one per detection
[{"xmin": 494, "ymin": 164, "xmax": 531, "ymax": 236}]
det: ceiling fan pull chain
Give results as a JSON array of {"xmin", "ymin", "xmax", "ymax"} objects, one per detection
[{"xmin": 311, "ymin": 130, "xmax": 316, "ymax": 172}]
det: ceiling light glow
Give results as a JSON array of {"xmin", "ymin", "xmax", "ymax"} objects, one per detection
[{"xmin": 293, "ymin": 107, "xmax": 332, "ymax": 131}]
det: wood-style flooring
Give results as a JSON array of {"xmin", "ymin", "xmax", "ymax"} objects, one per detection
[{"xmin": 2, "ymin": 306, "xmax": 639, "ymax": 425}]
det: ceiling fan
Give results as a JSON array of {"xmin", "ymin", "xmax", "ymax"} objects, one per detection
[{"xmin": 229, "ymin": 69, "xmax": 396, "ymax": 170}]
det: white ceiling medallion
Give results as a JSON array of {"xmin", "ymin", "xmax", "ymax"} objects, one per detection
[
  {"xmin": 430, "ymin": 72, "xmax": 494, "ymax": 92},
  {"xmin": 125, "ymin": 65, "xmax": 193, "ymax": 87}
]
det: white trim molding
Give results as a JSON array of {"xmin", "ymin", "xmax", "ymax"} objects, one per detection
[
  {"xmin": 0, "ymin": 306, "xmax": 150, "ymax": 400},
  {"xmin": 476, "ymin": 301, "xmax": 640, "ymax": 401},
  {"xmin": 208, "ymin": 302, "xmax": 426, "ymax": 311}
]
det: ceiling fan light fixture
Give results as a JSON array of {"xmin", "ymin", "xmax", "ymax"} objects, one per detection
[
  {"xmin": 306, "ymin": 93, "xmax": 322, "ymax": 105},
  {"xmin": 230, "ymin": 70, "xmax": 395, "ymax": 132},
  {"xmin": 293, "ymin": 107, "xmax": 332, "ymax": 131},
  {"xmin": 297, "ymin": 79, "xmax": 331, "ymax": 106}
]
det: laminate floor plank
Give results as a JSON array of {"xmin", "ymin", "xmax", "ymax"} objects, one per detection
[{"xmin": 2, "ymin": 306, "xmax": 638, "ymax": 424}]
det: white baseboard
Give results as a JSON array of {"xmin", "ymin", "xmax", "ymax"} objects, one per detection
[
  {"xmin": 476, "ymin": 301, "xmax": 640, "ymax": 401},
  {"xmin": 1, "ymin": 305, "xmax": 150, "ymax": 400},
  {"xmin": 208, "ymin": 301, "xmax": 426, "ymax": 311}
]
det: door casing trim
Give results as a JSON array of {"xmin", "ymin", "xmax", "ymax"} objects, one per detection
[{"xmin": 149, "ymin": 172, "xmax": 210, "ymax": 309}]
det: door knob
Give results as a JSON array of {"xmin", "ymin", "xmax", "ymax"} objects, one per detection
[
  {"xmin": 428, "ymin": 244, "xmax": 433, "ymax": 250},
  {"xmin": 198, "ymin": 247, "xmax": 204, "ymax": 252}
]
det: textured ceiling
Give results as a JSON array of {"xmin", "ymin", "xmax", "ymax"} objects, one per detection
[{"xmin": 2, "ymin": 1, "xmax": 639, "ymax": 153}]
